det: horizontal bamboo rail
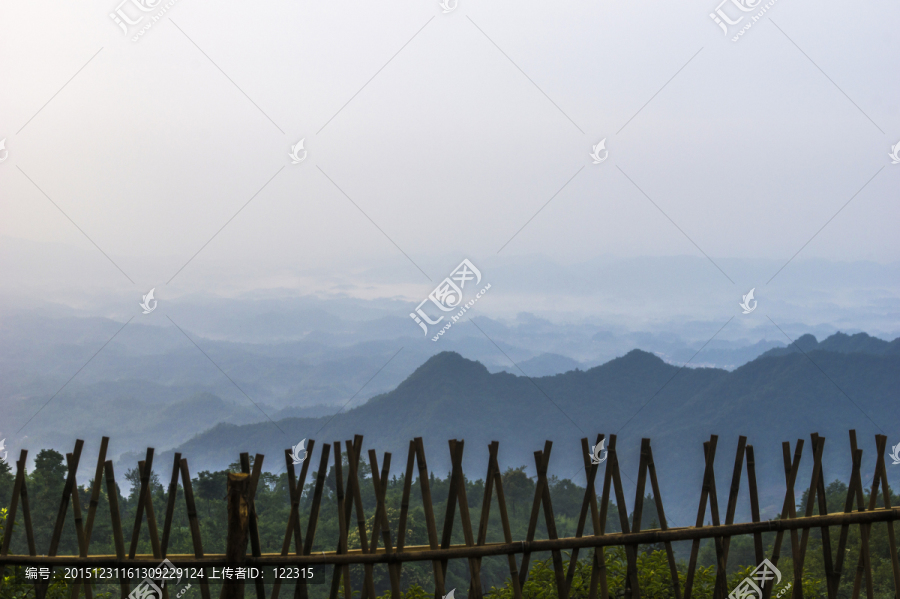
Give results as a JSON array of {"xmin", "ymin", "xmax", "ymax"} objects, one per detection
[
  {"xmin": 1, "ymin": 506, "xmax": 899, "ymax": 568},
  {"xmin": 0, "ymin": 430, "xmax": 897, "ymax": 599}
]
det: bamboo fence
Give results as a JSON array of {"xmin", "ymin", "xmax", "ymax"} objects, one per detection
[{"xmin": 0, "ymin": 430, "xmax": 898, "ymax": 599}]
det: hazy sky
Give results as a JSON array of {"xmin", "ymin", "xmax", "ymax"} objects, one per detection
[{"xmin": 1, "ymin": 0, "xmax": 898, "ymax": 315}]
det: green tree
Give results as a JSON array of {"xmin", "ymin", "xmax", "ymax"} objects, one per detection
[
  {"xmin": 29, "ymin": 449, "xmax": 74, "ymax": 555},
  {"xmin": 501, "ymin": 467, "xmax": 534, "ymax": 518},
  {"xmin": 195, "ymin": 470, "xmax": 227, "ymax": 518}
]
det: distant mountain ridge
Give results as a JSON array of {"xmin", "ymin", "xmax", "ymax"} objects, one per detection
[
  {"xmin": 491, "ymin": 353, "xmax": 587, "ymax": 376},
  {"xmin": 759, "ymin": 331, "xmax": 900, "ymax": 358},
  {"xmin": 5, "ymin": 309, "xmax": 817, "ymax": 466},
  {"xmin": 157, "ymin": 331, "xmax": 899, "ymax": 526}
]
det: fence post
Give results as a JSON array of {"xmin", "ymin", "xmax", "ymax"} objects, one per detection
[{"xmin": 222, "ymin": 473, "xmax": 251, "ymax": 599}]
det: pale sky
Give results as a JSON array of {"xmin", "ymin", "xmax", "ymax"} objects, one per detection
[{"xmin": 1, "ymin": 0, "xmax": 898, "ymax": 309}]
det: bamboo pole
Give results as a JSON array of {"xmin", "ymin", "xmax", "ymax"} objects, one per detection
[
  {"xmin": 65, "ymin": 453, "xmax": 92, "ymax": 599},
  {"xmin": 874, "ymin": 435, "xmax": 900, "ymax": 595},
  {"xmin": 519, "ymin": 441, "xmax": 552, "ymax": 587},
  {"xmin": 566, "ymin": 436, "xmax": 603, "ymax": 597},
  {"xmin": 222, "ymin": 473, "xmax": 251, "ymax": 599},
  {"xmin": 274, "ymin": 442, "xmax": 313, "ymax": 599},
  {"xmin": 161, "ymin": 453, "xmax": 182, "ymax": 559},
  {"xmin": 809, "ymin": 434, "xmax": 836, "ymax": 599},
  {"xmin": 449, "ymin": 440, "xmax": 484, "ymax": 599},
  {"xmin": 764, "ymin": 440, "xmax": 803, "ymax": 599},
  {"xmin": 240, "ymin": 453, "xmax": 266, "ymax": 599},
  {"xmin": 368, "ymin": 450, "xmax": 401, "ymax": 598},
  {"xmin": 414, "ymin": 437, "xmax": 446, "ymax": 599},
  {"xmin": 292, "ymin": 443, "xmax": 330, "ymax": 599},
  {"xmin": 646, "ymin": 441, "xmax": 680, "ymax": 599},
  {"xmin": 104, "ymin": 461, "xmax": 130, "ymax": 598},
  {"xmin": 179, "ymin": 458, "xmax": 211, "ymax": 599},
  {"xmin": 685, "ymin": 436, "xmax": 718, "ymax": 599},
  {"xmin": 344, "ymin": 438, "xmax": 375, "ymax": 599},
  {"xmin": 39, "ymin": 440, "xmax": 84, "ymax": 599},
  {"xmin": 488, "ymin": 442, "xmax": 523, "ymax": 599},
  {"xmin": 328, "ymin": 441, "xmax": 350, "ymax": 599}
]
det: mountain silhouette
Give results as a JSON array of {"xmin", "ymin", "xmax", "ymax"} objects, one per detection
[
  {"xmin": 154, "ymin": 332, "xmax": 898, "ymax": 526},
  {"xmin": 759, "ymin": 331, "xmax": 900, "ymax": 358}
]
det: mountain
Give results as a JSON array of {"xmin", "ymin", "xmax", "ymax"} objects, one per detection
[
  {"xmin": 492, "ymin": 352, "xmax": 586, "ymax": 376},
  {"xmin": 759, "ymin": 331, "xmax": 900, "ymax": 358},
  {"xmin": 156, "ymin": 332, "xmax": 899, "ymax": 526},
  {"xmin": 2, "ymin": 306, "xmax": 795, "ymax": 465}
]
